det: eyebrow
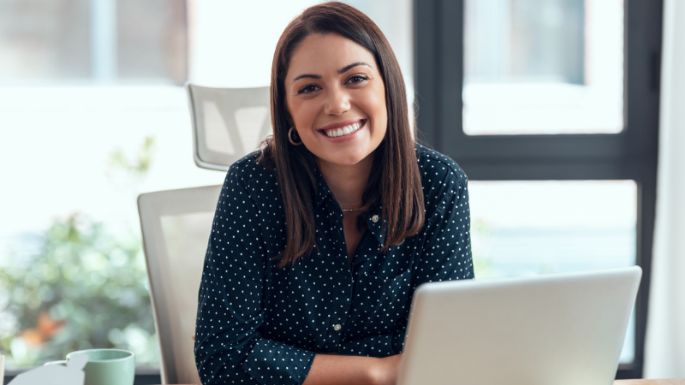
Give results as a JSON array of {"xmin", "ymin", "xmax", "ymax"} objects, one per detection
[{"xmin": 292, "ymin": 62, "xmax": 372, "ymax": 82}]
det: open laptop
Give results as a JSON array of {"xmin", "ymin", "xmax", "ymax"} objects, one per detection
[{"xmin": 397, "ymin": 266, "xmax": 642, "ymax": 385}]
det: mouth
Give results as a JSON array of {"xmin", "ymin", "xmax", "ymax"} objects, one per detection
[{"xmin": 318, "ymin": 119, "xmax": 367, "ymax": 139}]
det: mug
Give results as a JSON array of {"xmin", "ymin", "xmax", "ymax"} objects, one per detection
[{"xmin": 46, "ymin": 349, "xmax": 134, "ymax": 385}]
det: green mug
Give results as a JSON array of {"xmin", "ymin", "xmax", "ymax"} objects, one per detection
[{"xmin": 47, "ymin": 348, "xmax": 135, "ymax": 385}]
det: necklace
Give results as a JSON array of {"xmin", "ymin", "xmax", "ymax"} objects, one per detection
[{"xmin": 341, "ymin": 206, "xmax": 364, "ymax": 213}]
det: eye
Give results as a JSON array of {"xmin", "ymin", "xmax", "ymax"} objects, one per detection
[
  {"xmin": 346, "ymin": 74, "xmax": 369, "ymax": 85},
  {"xmin": 297, "ymin": 84, "xmax": 321, "ymax": 95}
]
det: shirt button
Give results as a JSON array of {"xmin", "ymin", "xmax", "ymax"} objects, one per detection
[
  {"xmin": 333, "ymin": 323, "xmax": 342, "ymax": 332},
  {"xmin": 371, "ymin": 214, "xmax": 380, "ymax": 223}
]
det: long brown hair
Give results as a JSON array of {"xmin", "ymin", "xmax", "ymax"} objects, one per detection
[{"xmin": 259, "ymin": 1, "xmax": 424, "ymax": 267}]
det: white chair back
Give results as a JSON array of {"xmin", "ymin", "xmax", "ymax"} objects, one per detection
[
  {"xmin": 137, "ymin": 185, "xmax": 221, "ymax": 384},
  {"xmin": 187, "ymin": 83, "xmax": 271, "ymax": 171}
]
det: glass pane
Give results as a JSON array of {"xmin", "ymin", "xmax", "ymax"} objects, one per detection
[
  {"xmin": 469, "ymin": 180, "xmax": 637, "ymax": 363},
  {"xmin": 0, "ymin": 87, "xmax": 224, "ymax": 371},
  {"xmin": 116, "ymin": 0, "xmax": 187, "ymax": 82},
  {"xmin": 464, "ymin": 0, "xmax": 624, "ymax": 135},
  {"xmin": 0, "ymin": 0, "xmax": 92, "ymax": 81},
  {"xmin": 0, "ymin": 0, "xmax": 186, "ymax": 84}
]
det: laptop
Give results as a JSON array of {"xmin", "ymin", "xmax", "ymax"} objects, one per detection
[{"xmin": 397, "ymin": 266, "xmax": 642, "ymax": 385}]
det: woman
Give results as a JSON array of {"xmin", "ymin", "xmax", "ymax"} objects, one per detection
[{"xmin": 194, "ymin": 2, "xmax": 474, "ymax": 385}]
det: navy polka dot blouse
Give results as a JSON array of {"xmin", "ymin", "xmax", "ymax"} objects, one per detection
[{"xmin": 194, "ymin": 144, "xmax": 474, "ymax": 385}]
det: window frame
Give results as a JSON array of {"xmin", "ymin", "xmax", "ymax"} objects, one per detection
[{"xmin": 414, "ymin": 0, "xmax": 662, "ymax": 378}]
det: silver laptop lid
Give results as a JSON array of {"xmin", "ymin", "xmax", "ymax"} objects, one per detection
[{"xmin": 398, "ymin": 266, "xmax": 642, "ymax": 385}]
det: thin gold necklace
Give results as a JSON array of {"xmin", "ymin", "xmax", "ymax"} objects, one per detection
[{"xmin": 341, "ymin": 207, "xmax": 364, "ymax": 213}]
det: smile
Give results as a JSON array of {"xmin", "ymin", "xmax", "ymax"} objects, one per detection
[{"xmin": 320, "ymin": 120, "xmax": 366, "ymax": 138}]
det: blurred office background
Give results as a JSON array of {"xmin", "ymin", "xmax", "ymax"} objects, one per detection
[{"xmin": 0, "ymin": 0, "xmax": 682, "ymax": 382}]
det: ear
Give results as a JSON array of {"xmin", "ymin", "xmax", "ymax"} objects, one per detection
[{"xmin": 67, "ymin": 354, "xmax": 88, "ymax": 370}]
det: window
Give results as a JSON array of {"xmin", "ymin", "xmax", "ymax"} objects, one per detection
[
  {"xmin": 464, "ymin": 0, "xmax": 623, "ymax": 135},
  {"xmin": 0, "ymin": 0, "xmax": 186, "ymax": 84},
  {"xmin": 415, "ymin": 0, "xmax": 661, "ymax": 378},
  {"xmin": 470, "ymin": 180, "xmax": 638, "ymax": 363},
  {"xmin": 0, "ymin": 86, "xmax": 218, "ymax": 382},
  {"xmin": 0, "ymin": 1, "xmax": 196, "ymax": 382},
  {"xmin": 1, "ymin": 1, "xmax": 414, "ymax": 384}
]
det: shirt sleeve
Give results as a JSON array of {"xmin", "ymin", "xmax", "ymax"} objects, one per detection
[
  {"xmin": 413, "ymin": 167, "xmax": 475, "ymax": 286},
  {"xmin": 194, "ymin": 163, "xmax": 315, "ymax": 385},
  {"xmin": 337, "ymin": 332, "xmax": 405, "ymax": 356}
]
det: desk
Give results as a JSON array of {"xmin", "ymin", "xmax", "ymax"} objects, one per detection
[
  {"xmin": 159, "ymin": 381, "xmax": 685, "ymax": 385},
  {"xmin": 617, "ymin": 381, "xmax": 685, "ymax": 385}
]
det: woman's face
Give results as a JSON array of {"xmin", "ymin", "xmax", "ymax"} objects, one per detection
[{"xmin": 285, "ymin": 33, "xmax": 388, "ymax": 168}]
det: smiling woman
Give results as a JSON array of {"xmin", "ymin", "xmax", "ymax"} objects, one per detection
[
  {"xmin": 193, "ymin": 3, "xmax": 474, "ymax": 385},
  {"xmin": 284, "ymin": 33, "xmax": 390, "ymax": 259},
  {"xmin": 264, "ymin": 2, "xmax": 424, "ymax": 269}
]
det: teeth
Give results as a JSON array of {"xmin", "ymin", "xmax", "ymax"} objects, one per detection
[{"xmin": 324, "ymin": 122, "xmax": 362, "ymax": 138}]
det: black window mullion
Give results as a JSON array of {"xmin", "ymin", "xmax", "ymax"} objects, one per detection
[
  {"xmin": 436, "ymin": 0, "xmax": 464, "ymax": 156},
  {"xmin": 457, "ymin": 159, "xmax": 651, "ymax": 181},
  {"xmin": 624, "ymin": 0, "xmax": 662, "ymax": 159},
  {"xmin": 414, "ymin": 0, "xmax": 441, "ymax": 147},
  {"xmin": 452, "ymin": 134, "xmax": 627, "ymax": 162}
]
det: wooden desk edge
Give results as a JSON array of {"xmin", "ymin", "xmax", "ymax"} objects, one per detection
[
  {"xmin": 616, "ymin": 380, "xmax": 685, "ymax": 385},
  {"xmin": 156, "ymin": 380, "xmax": 685, "ymax": 385}
]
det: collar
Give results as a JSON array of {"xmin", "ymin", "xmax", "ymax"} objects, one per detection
[
  {"xmin": 313, "ymin": 166, "xmax": 386, "ymax": 246},
  {"xmin": 313, "ymin": 166, "xmax": 338, "ymax": 212},
  {"xmin": 365, "ymin": 206, "xmax": 386, "ymax": 246}
]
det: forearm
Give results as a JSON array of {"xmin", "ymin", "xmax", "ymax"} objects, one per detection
[{"xmin": 302, "ymin": 354, "xmax": 386, "ymax": 385}]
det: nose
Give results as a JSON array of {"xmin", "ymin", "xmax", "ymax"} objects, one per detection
[{"xmin": 324, "ymin": 86, "xmax": 350, "ymax": 115}]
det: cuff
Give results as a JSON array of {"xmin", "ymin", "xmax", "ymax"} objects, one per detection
[{"xmin": 243, "ymin": 338, "xmax": 316, "ymax": 385}]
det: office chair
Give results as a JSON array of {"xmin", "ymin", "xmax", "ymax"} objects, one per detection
[
  {"xmin": 137, "ymin": 185, "xmax": 221, "ymax": 384},
  {"xmin": 186, "ymin": 83, "xmax": 270, "ymax": 171}
]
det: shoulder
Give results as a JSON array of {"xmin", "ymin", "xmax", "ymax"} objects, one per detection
[
  {"xmin": 415, "ymin": 143, "xmax": 469, "ymax": 215},
  {"xmin": 223, "ymin": 151, "xmax": 279, "ymax": 198},
  {"xmin": 416, "ymin": 143, "xmax": 468, "ymax": 190}
]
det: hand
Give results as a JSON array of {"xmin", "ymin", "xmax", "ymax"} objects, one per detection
[{"xmin": 368, "ymin": 354, "xmax": 402, "ymax": 385}]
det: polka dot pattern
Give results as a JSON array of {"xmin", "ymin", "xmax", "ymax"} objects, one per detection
[{"xmin": 194, "ymin": 144, "xmax": 474, "ymax": 385}]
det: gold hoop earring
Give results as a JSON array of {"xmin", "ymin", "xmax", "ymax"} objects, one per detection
[{"xmin": 288, "ymin": 127, "xmax": 302, "ymax": 146}]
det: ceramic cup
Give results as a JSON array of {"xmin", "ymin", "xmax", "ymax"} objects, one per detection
[{"xmin": 46, "ymin": 349, "xmax": 134, "ymax": 385}]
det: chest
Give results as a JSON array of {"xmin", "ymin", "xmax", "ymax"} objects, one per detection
[
  {"xmin": 342, "ymin": 213, "xmax": 363, "ymax": 258},
  {"xmin": 263, "ymin": 232, "xmax": 416, "ymax": 329}
]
